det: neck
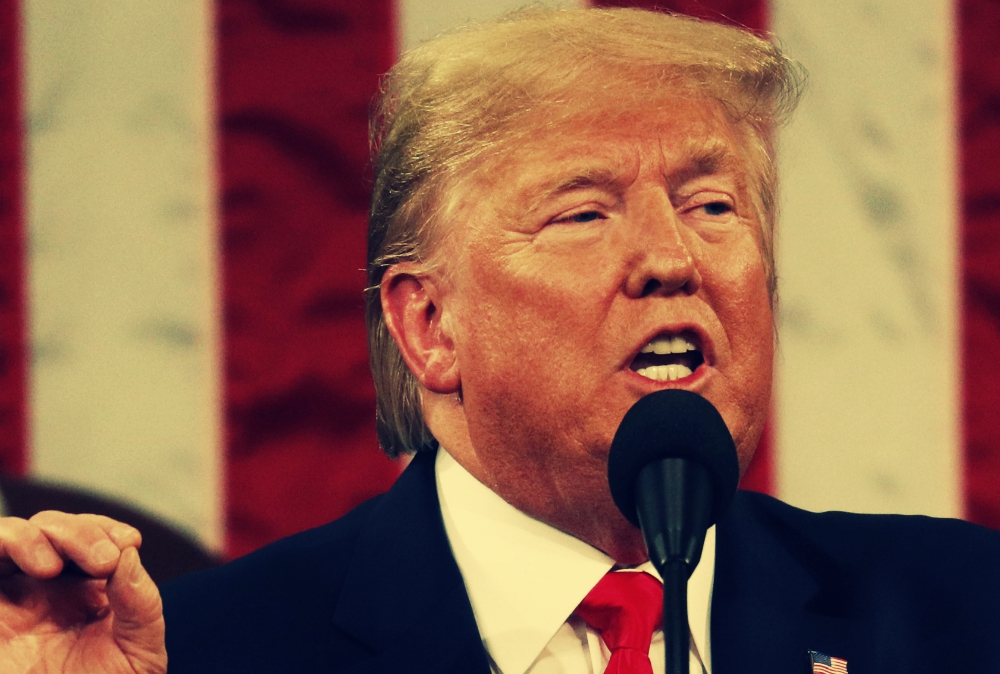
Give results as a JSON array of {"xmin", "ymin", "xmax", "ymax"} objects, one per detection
[{"xmin": 425, "ymin": 392, "xmax": 650, "ymax": 565}]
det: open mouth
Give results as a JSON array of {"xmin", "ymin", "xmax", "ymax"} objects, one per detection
[{"xmin": 629, "ymin": 332, "xmax": 705, "ymax": 382}]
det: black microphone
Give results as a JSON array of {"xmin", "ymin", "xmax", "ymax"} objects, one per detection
[{"xmin": 607, "ymin": 389, "xmax": 740, "ymax": 674}]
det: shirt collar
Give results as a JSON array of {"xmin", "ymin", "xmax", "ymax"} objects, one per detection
[{"xmin": 436, "ymin": 447, "xmax": 715, "ymax": 674}]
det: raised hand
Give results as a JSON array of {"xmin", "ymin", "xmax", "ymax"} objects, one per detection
[{"xmin": 0, "ymin": 511, "xmax": 166, "ymax": 673}]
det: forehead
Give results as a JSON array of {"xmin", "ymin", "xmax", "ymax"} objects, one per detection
[{"xmin": 463, "ymin": 96, "xmax": 750, "ymax": 205}]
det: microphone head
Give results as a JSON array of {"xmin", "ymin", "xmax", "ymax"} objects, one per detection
[{"xmin": 608, "ymin": 389, "xmax": 740, "ymax": 528}]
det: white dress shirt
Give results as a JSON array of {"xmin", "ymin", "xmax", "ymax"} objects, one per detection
[{"xmin": 436, "ymin": 448, "xmax": 715, "ymax": 674}]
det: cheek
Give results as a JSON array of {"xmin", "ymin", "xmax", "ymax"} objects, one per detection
[
  {"xmin": 464, "ymin": 243, "xmax": 622, "ymax": 344},
  {"xmin": 705, "ymin": 244, "xmax": 774, "ymax": 454},
  {"xmin": 705, "ymin": 236, "xmax": 772, "ymax": 340},
  {"xmin": 451, "ymin": 258, "xmax": 622, "ymax": 428},
  {"xmin": 456, "ymin": 292, "xmax": 592, "ymax": 393}
]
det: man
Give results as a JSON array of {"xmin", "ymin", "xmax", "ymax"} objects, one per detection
[{"xmin": 0, "ymin": 8, "xmax": 998, "ymax": 674}]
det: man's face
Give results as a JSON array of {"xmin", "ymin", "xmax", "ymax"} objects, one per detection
[{"xmin": 432, "ymin": 97, "xmax": 773, "ymax": 545}]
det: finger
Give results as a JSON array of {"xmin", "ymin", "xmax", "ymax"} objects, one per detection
[
  {"xmin": 29, "ymin": 511, "xmax": 131, "ymax": 577},
  {"xmin": 107, "ymin": 547, "xmax": 167, "ymax": 673},
  {"xmin": 0, "ymin": 516, "xmax": 63, "ymax": 578},
  {"xmin": 74, "ymin": 514, "xmax": 142, "ymax": 550},
  {"xmin": 56, "ymin": 514, "xmax": 142, "ymax": 577}
]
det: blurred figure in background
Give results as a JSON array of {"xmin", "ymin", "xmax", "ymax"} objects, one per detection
[{"xmin": 0, "ymin": 474, "xmax": 218, "ymax": 583}]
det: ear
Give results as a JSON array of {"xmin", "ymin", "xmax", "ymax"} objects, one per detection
[{"xmin": 381, "ymin": 264, "xmax": 461, "ymax": 394}]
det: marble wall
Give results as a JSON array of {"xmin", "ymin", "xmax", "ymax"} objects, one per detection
[
  {"xmin": 773, "ymin": 0, "xmax": 960, "ymax": 516},
  {"xmin": 24, "ymin": 0, "xmax": 221, "ymax": 547}
]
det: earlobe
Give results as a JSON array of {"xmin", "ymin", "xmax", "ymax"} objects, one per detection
[{"xmin": 381, "ymin": 265, "xmax": 461, "ymax": 394}]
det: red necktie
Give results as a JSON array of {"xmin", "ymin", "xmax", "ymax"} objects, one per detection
[{"xmin": 574, "ymin": 571, "xmax": 664, "ymax": 674}]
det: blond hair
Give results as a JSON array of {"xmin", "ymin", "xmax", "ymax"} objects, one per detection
[{"xmin": 366, "ymin": 7, "xmax": 804, "ymax": 457}]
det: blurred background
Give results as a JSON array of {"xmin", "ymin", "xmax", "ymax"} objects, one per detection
[{"xmin": 0, "ymin": 0, "xmax": 996, "ymax": 570}]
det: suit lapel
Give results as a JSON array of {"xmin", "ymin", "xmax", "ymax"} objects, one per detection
[
  {"xmin": 712, "ymin": 492, "xmax": 864, "ymax": 674},
  {"xmin": 332, "ymin": 450, "xmax": 491, "ymax": 674},
  {"xmin": 330, "ymin": 460, "xmax": 873, "ymax": 673}
]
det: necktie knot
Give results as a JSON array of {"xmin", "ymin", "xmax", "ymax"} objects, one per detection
[{"xmin": 575, "ymin": 571, "xmax": 663, "ymax": 673}]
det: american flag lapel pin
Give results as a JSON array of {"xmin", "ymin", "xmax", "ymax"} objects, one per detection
[{"xmin": 809, "ymin": 650, "xmax": 848, "ymax": 673}]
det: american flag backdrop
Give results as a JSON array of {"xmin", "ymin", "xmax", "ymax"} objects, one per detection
[{"xmin": 0, "ymin": 0, "xmax": 997, "ymax": 559}]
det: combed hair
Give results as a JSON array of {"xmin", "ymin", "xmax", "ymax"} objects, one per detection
[{"xmin": 366, "ymin": 7, "xmax": 805, "ymax": 457}]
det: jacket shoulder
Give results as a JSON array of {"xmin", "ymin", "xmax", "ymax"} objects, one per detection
[
  {"xmin": 731, "ymin": 490, "xmax": 1000, "ymax": 578},
  {"xmin": 161, "ymin": 494, "xmax": 384, "ymax": 672},
  {"xmin": 716, "ymin": 490, "xmax": 1000, "ymax": 672}
]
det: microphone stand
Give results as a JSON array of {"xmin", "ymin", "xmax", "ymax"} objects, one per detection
[
  {"xmin": 607, "ymin": 390, "xmax": 740, "ymax": 674},
  {"xmin": 662, "ymin": 560, "xmax": 689, "ymax": 674},
  {"xmin": 634, "ymin": 458, "xmax": 714, "ymax": 674}
]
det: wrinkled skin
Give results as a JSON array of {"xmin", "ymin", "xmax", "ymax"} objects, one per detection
[
  {"xmin": 384, "ymin": 99, "xmax": 774, "ymax": 564},
  {"xmin": 0, "ymin": 512, "xmax": 166, "ymax": 673}
]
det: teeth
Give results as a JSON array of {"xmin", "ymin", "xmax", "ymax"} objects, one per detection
[
  {"xmin": 636, "ymin": 364, "xmax": 694, "ymax": 382},
  {"xmin": 640, "ymin": 335, "xmax": 697, "ymax": 355}
]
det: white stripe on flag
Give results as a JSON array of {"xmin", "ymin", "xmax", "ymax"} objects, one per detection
[
  {"xmin": 18, "ymin": 0, "xmax": 964, "ymax": 554},
  {"xmin": 24, "ymin": 0, "xmax": 222, "ymax": 548},
  {"xmin": 772, "ymin": 0, "xmax": 960, "ymax": 517}
]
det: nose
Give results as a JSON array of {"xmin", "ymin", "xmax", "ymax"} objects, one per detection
[{"xmin": 623, "ymin": 196, "xmax": 702, "ymax": 299}]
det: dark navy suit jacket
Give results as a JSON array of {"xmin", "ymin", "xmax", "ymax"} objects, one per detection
[{"xmin": 162, "ymin": 450, "xmax": 1000, "ymax": 673}]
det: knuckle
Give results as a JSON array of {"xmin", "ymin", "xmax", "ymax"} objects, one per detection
[
  {"xmin": 81, "ymin": 513, "xmax": 127, "ymax": 531},
  {"xmin": 0, "ymin": 516, "xmax": 32, "ymax": 542},
  {"xmin": 83, "ymin": 514, "xmax": 141, "ymax": 545},
  {"xmin": 30, "ymin": 511, "xmax": 104, "ymax": 549},
  {"xmin": 0, "ymin": 517, "xmax": 52, "ymax": 567},
  {"xmin": 29, "ymin": 510, "xmax": 70, "ymax": 527},
  {"xmin": 0, "ymin": 515, "xmax": 29, "ymax": 531}
]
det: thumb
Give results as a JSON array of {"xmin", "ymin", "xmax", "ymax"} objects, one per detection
[{"xmin": 106, "ymin": 546, "xmax": 167, "ymax": 673}]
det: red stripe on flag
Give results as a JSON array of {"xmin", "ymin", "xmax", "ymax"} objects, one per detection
[
  {"xmin": 217, "ymin": 0, "xmax": 401, "ymax": 558},
  {"xmin": 591, "ymin": 0, "xmax": 768, "ymax": 32},
  {"xmin": 0, "ymin": 0, "xmax": 27, "ymax": 477},
  {"xmin": 960, "ymin": 0, "xmax": 1000, "ymax": 531},
  {"xmin": 741, "ymin": 415, "xmax": 774, "ymax": 495}
]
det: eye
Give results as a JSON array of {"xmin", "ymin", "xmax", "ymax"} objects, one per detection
[
  {"xmin": 700, "ymin": 201, "xmax": 732, "ymax": 216},
  {"xmin": 556, "ymin": 210, "xmax": 606, "ymax": 224},
  {"xmin": 678, "ymin": 192, "xmax": 740, "ymax": 242},
  {"xmin": 569, "ymin": 210, "xmax": 603, "ymax": 223}
]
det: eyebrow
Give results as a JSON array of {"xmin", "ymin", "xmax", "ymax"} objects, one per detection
[
  {"xmin": 522, "ymin": 137, "xmax": 745, "ymax": 212},
  {"xmin": 538, "ymin": 167, "xmax": 625, "ymax": 199},
  {"xmin": 522, "ymin": 166, "xmax": 627, "ymax": 214},
  {"xmin": 665, "ymin": 139, "xmax": 744, "ymax": 191}
]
